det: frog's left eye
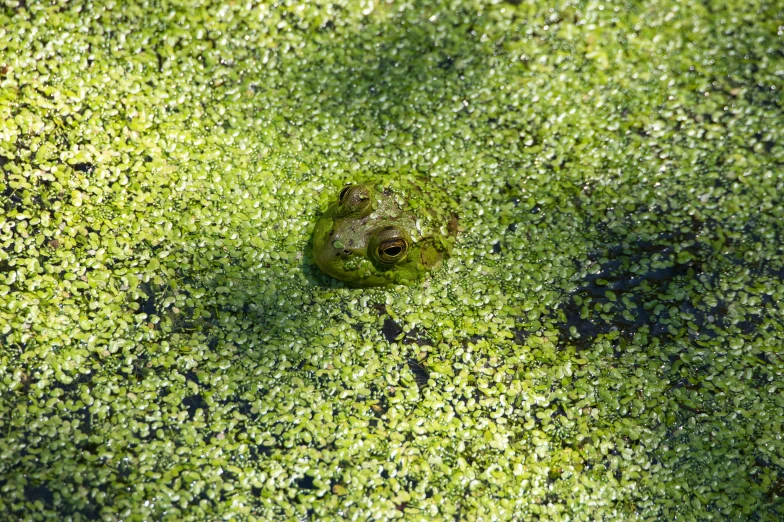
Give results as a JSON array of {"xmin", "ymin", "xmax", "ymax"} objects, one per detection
[
  {"xmin": 370, "ymin": 226, "xmax": 410, "ymax": 265},
  {"xmin": 338, "ymin": 186, "xmax": 352, "ymax": 202},
  {"xmin": 337, "ymin": 184, "xmax": 372, "ymax": 218}
]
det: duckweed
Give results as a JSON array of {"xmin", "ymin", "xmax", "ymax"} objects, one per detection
[{"xmin": 1, "ymin": 0, "xmax": 782, "ymax": 520}]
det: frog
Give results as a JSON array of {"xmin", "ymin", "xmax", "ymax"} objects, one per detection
[{"xmin": 312, "ymin": 173, "xmax": 458, "ymax": 287}]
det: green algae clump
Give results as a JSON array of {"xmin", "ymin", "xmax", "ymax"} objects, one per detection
[{"xmin": 0, "ymin": 0, "xmax": 783, "ymax": 520}]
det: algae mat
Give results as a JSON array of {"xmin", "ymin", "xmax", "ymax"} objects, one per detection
[{"xmin": 1, "ymin": 0, "xmax": 783, "ymax": 520}]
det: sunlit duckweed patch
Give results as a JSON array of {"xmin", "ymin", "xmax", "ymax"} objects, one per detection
[{"xmin": 1, "ymin": 0, "xmax": 782, "ymax": 520}]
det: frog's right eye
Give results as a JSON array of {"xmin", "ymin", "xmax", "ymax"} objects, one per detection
[
  {"xmin": 377, "ymin": 238, "xmax": 408, "ymax": 264},
  {"xmin": 337, "ymin": 184, "xmax": 372, "ymax": 218},
  {"xmin": 369, "ymin": 226, "xmax": 410, "ymax": 266}
]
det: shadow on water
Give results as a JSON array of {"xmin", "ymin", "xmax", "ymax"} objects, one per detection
[
  {"xmin": 262, "ymin": 2, "xmax": 504, "ymax": 175},
  {"xmin": 561, "ymin": 216, "xmax": 769, "ymax": 344},
  {"xmin": 548, "ymin": 197, "xmax": 784, "ymax": 510}
]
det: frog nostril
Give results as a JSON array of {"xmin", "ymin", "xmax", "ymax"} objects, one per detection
[{"xmin": 343, "ymin": 249, "xmax": 352, "ymax": 255}]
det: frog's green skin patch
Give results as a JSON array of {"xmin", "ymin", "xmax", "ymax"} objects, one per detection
[
  {"xmin": 312, "ymin": 174, "xmax": 457, "ymax": 286},
  {"xmin": 1, "ymin": 0, "xmax": 783, "ymax": 521}
]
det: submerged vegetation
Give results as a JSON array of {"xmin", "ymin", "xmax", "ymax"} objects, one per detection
[{"xmin": 1, "ymin": 0, "xmax": 782, "ymax": 519}]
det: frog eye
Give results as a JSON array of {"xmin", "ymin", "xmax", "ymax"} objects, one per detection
[
  {"xmin": 337, "ymin": 184, "xmax": 372, "ymax": 217},
  {"xmin": 338, "ymin": 185, "xmax": 351, "ymax": 202},
  {"xmin": 370, "ymin": 226, "xmax": 410, "ymax": 265},
  {"xmin": 377, "ymin": 238, "xmax": 408, "ymax": 263}
]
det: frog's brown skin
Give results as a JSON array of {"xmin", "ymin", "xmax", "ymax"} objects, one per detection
[{"xmin": 312, "ymin": 174, "xmax": 458, "ymax": 287}]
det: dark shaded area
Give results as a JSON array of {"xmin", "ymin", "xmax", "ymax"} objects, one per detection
[
  {"xmin": 295, "ymin": 475, "xmax": 316, "ymax": 490},
  {"xmin": 72, "ymin": 162, "xmax": 95, "ymax": 173},
  {"xmin": 559, "ymin": 215, "xmax": 780, "ymax": 347},
  {"xmin": 183, "ymin": 393, "xmax": 207, "ymax": 418},
  {"xmin": 25, "ymin": 483, "xmax": 54, "ymax": 507},
  {"xmin": 406, "ymin": 359, "xmax": 430, "ymax": 389},
  {"xmin": 541, "ymin": 193, "xmax": 784, "ymax": 507},
  {"xmin": 382, "ymin": 316, "xmax": 403, "ymax": 343},
  {"xmin": 136, "ymin": 283, "xmax": 158, "ymax": 316},
  {"xmin": 288, "ymin": 3, "xmax": 498, "ymax": 145},
  {"xmin": 380, "ymin": 311, "xmax": 435, "ymax": 349}
]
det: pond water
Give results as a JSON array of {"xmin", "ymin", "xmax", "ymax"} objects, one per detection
[{"xmin": 1, "ymin": 0, "xmax": 782, "ymax": 519}]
